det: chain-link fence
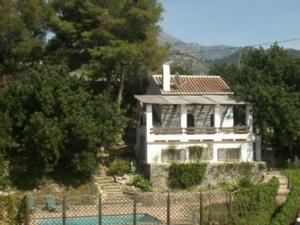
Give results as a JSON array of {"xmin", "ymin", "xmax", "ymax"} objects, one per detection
[{"xmin": 0, "ymin": 188, "xmax": 277, "ymax": 225}]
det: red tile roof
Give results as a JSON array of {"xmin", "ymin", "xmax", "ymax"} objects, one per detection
[{"xmin": 152, "ymin": 75, "xmax": 233, "ymax": 95}]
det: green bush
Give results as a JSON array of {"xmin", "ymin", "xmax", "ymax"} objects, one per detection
[
  {"xmin": 0, "ymin": 195, "xmax": 22, "ymax": 225},
  {"xmin": 188, "ymin": 146, "xmax": 204, "ymax": 159},
  {"xmin": 0, "ymin": 152, "xmax": 10, "ymax": 189},
  {"xmin": 133, "ymin": 175, "xmax": 152, "ymax": 192},
  {"xmin": 168, "ymin": 163, "xmax": 207, "ymax": 189},
  {"xmin": 269, "ymin": 169, "xmax": 300, "ymax": 225},
  {"xmin": 232, "ymin": 177, "xmax": 255, "ymax": 190},
  {"xmin": 232, "ymin": 177, "xmax": 279, "ymax": 225},
  {"xmin": 108, "ymin": 159, "xmax": 131, "ymax": 176},
  {"xmin": 270, "ymin": 188, "xmax": 300, "ymax": 225}
]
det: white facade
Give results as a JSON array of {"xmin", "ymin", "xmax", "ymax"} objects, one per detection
[
  {"xmin": 135, "ymin": 103, "xmax": 257, "ymax": 164},
  {"xmin": 134, "ymin": 65, "xmax": 260, "ymax": 165}
]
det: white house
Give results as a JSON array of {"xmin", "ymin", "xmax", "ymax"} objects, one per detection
[{"xmin": 134, "ymin": 65, "xmax": 261, "ymax": 165}]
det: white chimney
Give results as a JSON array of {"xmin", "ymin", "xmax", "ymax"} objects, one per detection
[{"xmin": 163, "ymin": 64, "xmax": 170, "ymax": 91}]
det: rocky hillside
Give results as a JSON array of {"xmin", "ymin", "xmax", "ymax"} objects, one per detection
[{"xmin": 159, "ymin": 30, "xmax": 300, "ymax": 74}]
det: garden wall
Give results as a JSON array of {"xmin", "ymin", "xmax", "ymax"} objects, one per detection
[{"xmin": 145, "ymin": 162, "xmax": 266, "ymax": 191}]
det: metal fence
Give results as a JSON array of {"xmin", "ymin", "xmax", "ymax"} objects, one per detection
[{"xmin": 0, "ymin": 189, "xmax": 275, "ymax": 225}]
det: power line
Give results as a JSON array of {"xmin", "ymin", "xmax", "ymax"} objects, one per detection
[{"xmin": 172, "ymin": 37, "xmax": 300, "ymax": 55}]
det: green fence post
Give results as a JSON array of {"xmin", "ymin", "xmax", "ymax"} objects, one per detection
[
  {"xmin": 62, "ymin": 196, "xmax": 66, "ymax": 225},
  {"xmin": 167, "ymin": 191, "xmax": 170, "ymax": 225},
  {"xmin": 99, "ymin": 194, "xmax": 102, "ymax": 225},
  {"xmin": 133, "ymin": 193, "xmax": 137, "ymax": 225},
  {"xmin": 199, "ymin": 192, "xmax": 203, "ymax": 225}
]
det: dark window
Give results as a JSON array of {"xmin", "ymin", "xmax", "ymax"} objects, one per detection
[
  {"xmin": 187, "ymin": 113, "xmax": 195, "ymax": 127},
  {"xmin": 152, "ymin": 104, "xmax": 161, "ymax": 126},
  {"xmin": 210, "ymin": 114, "xmax": 215, "ymax": 127},
  {"xmin": 233, "ymin": 105, "xmax": 246, "ymax": 126}
]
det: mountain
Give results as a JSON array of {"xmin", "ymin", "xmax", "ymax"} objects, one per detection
[
  {"xmin": 158, "ymin": 30, "xmax": 239, "ymax": 74},
  {"xmin": 159, "ymin": 30, "xmax": 300, "ymax": 74},
  {"xmin": 159, "ymin": 30, "xmax": 239, "ymax": 60}
]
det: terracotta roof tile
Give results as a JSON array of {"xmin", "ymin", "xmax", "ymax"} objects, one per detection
[{"xmin": 152, "ymin": 75, "xmax": 233, "ymax": 95}]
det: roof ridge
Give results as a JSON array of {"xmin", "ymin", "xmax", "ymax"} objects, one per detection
[{"xmin": 152, "ymin": 74, "xmax": 221, "ymax": 78}]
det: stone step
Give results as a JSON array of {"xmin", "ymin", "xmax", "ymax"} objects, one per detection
[
  {"xmin": 101, "ymin": 184, "xmax": 122, "ymax": 189},
  {"xmin": 95, "ymin": 177, "xmax": 114, "ymax": 182},
  {"xmin": 101, "ymin": 188, "xmax": 123, "ymax": 193}
]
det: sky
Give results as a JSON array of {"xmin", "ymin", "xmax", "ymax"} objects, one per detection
[{"xmin": 159, "ymin": 0, "xmax": 300, "ymax": 49}]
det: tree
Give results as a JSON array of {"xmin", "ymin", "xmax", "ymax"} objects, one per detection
[
  {"xmin": 0, "ymin": 0, "xmax": 49, "ymax": 84},
  {"xmin": 211, "ymin": 44, "xmax": 300, "ymax": 158},
  {"xmin": 48, "ymin": 0, "xmax": 168, "ymax": 104},
  {"xmin": 0, "ymin": 65, "xmax": 126, "ymax": 187}
]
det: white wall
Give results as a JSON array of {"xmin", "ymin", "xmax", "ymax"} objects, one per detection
[
  {"xmin": 220, "ymin": 105, "xmax": 234, "ymax": 127},
  {"xmin": 146, "ymin": 141, "xmax": 253, "ymax": 164}
]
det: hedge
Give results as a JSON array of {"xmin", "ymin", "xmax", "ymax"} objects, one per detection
[
  {"xmin": 231, "ymin": 177, "xmax": 279, "ymax": 225},
  {"xmin": 168, "ymin": 163, "xmax": 207, "ymax": 189},
  {"xmin": 269, "ymin": 169, "xmax": 300, "ymax": 225},
  {"xmin": 108, "ymin": 159, "xmax": 131, "ymax": 176},
  {"xmin": 270, "ymin": 187, "xmax": 300, "ymax": 225},
  {"xmin": 0, "ymin": 195, "xmax": 24, "ymax": 225}
]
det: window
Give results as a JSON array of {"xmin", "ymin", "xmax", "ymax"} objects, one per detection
[
  {"xmin": 218, "ymin": 148, "xmax": 241, "ymax": 162},
  {"xmin": 189, "ymin": 147, "xmax": 213, "ymax": 161},
  {"xmin": 161, "ymin": 149, "xmax": 186, "ymax": 162},
  {"xmin": 233, "ymin": 105, "xmax": 246, "ymax": 126},
  {"xmin": 152, "ymin": 104, "xmax": 161, "ymax": 126},
  {"xmin": 187, "ymin": 113, "xmax": 195, "ymax": 127},
  {"xmin": 210, "ymin": 114, "xmax": 214, "ymax": 127}
]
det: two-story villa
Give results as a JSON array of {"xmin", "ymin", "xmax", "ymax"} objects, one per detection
[{"xmin": 134, "ymin": 65, "xmax": 261, "ymax": 165}]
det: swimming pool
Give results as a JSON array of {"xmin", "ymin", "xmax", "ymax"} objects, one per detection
[{"xmin": 36, "ymin": 213, "xmax": 161, "ymax": 225}]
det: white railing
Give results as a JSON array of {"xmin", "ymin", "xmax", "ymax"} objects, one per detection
[{"xmin": 150, "ymin": 126, "xmax": 249, "ymax": 135}]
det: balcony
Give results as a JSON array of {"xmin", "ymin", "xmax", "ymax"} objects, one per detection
[
  {"xmin": 150, "ymin": 126, "xmax": 249, "ymax": 135},
  {"xmin": 150, "ymin": 127, "xmax": 183, "ymax": 135}
]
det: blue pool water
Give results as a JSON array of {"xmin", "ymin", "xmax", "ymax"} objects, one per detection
[{"xmin": 36, "ymin": 214, "xmax": 160, "ymax": 225}]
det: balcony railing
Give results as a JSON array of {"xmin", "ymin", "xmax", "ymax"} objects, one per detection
[
  {"xmin": 150, "ymin": 126, "xmax": 249, "ymax": 135},
  {"xmin": 150, "ymin": 127, "xmax": 183, "ymax": 135},
  {"xmin": 219, "ymin": 126, "xmax": 249, "ymax": 134},
  {"xmin": 186, "ymin": 127, "xmax": 217, "ymax": 134}
]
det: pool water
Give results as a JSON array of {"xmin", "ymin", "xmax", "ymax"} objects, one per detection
[{"xmin": 36, "ymin": 213, "xmax": 160, "ymax": 225}]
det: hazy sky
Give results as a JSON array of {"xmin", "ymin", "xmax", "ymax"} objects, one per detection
[{"xmin": 159, "ymin": 0, "xmax": 300, "ymax": 49}]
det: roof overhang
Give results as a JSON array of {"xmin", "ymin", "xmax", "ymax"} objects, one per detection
[{"xmin": 134, "ymin": 95, "xmax": 247, "ymax": 105}]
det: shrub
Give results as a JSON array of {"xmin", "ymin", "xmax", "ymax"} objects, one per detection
[
  {"xmin": 270, "ymin": 169, "xmax": 300, "ymax": 225},
  {"xmin": 0, "ymin": 152, "xmax": 10, "ymax": 189},
  {"xmin": 232, "ymin": 177, "xmax": 255, "ymax": 190},
  {"xmin": 270, "ymin": 188, "xmax": 300, "ymax": 225},
  {"xmin": 169, "ymin": 163, "xmax": 207, "ymax": 189},
  {"xmin": 188, "ymin": 146, "xmax": 204, "ymax": 161},
  {"xmin": 133, "ymin": 175, "xmax": 152, "ymax": 192},
  {"xmin": 232, "ymin": 177, "xmax": 279, "ymax": 225},
  {"xmin": 0, "ymin": 195, "xmax": 22, "ymax": 225},
  {"xmin": 108, "ymin": 159, "xmax": 131, "ymax": 176}
]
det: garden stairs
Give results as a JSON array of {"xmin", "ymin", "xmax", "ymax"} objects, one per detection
[
  {"xmin": 263, "ymin": 170, "xmax": 290, "ymax": 204},
  {"xmin": 93, "ymin": 166, "xmax": 124, "ymax": 197}
]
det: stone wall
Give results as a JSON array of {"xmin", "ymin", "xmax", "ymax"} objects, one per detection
[
  {"xmin": 202, "ymin": 162, "xmax": 266, "ymax": 186},
  {"xmin": 145, "ymin": 162, "xmax": 266, "ymax": 191}
]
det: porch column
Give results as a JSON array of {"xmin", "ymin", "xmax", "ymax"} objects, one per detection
[
  {"xmin": 214, "ymin": 104, "xmax": 221, "ymax": 130},
  {"xmin": 181, "ymin": 104, "xmax": 188, "ymax": 142},
  {"xmin": 146, "ymin": 104, "xmax": 153, "ymax": 142},
  {"xmin": 246, "ymin": 104, "xmax": 253, "ymax": 134},
  {"xmin": 255, "ymin": 135, "xmax": 262, "ymax": 161},
  {"xmin": 213, "ymin": 105, "xmax": 221, "ymax": 162}
]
